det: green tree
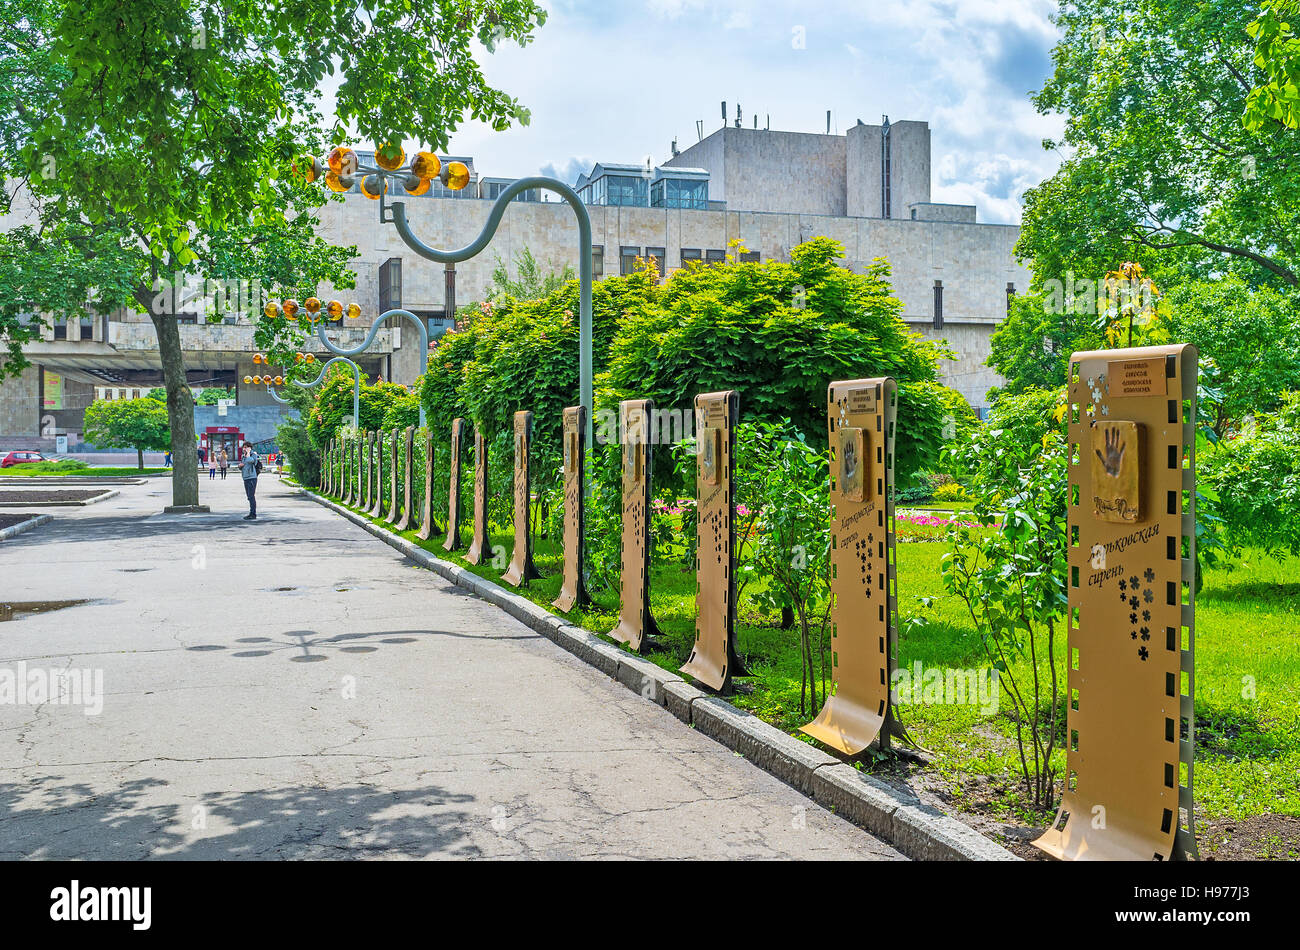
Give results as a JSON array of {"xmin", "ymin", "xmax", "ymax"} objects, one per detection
[
  {"xmin": 988, "ymin": 292, "xmax": 1106, "ymax": 398},
  {"xmin": 82, "ymin": 397, "xmax": 170, "ymax": 469},
  {"xmin": 1245, "ymin": 0, "xmax": 1300, "ymax": 130},
  {"xmin": 740, "ymin": 423, "xmax": 832, "ymax": 716},
  {"xmin": 1, "ymin": 0, "xmax": 547, "ymax": 512},
  {"xmin": 930, "ymin": 395, "xmax": 1069, "ymax": 811},
  {"xmin": 421, "ymin": 270, "xmax": 652, "ymax": 453},
  {"xmin": 1019, "ymin": 0, "xmax": 1300, "ymax": 289},
  {"xmin": 196, "ymin": 388, "xmax": 233, "ymax": 406},
  {"xmin": 600, "ymin": 238, "xmax": 949, "ymax": 482},
  {"xmin": 1201, "ymin": 389, "xmax": 1300, "ymax": 557},
  {"xmin": 1167, "ymin": 279, "xmax": 1300, "ymax": 437},
  {"xmin": 485, "ymin": 246, "xmax": 575, "ymax": 304}
]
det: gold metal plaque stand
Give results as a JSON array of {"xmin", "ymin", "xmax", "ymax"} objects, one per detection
[
  {"xmin": 416, "ymin": 430, "xmax": 437, "ymax": 541},
  {"xmin": 609, "ymin": 399, "xmax": 658, "ymax": 651},
  {"xmin": 369, "ymin": 430, "xmax": 386, "ymax": 518},
  {"xmin": 465, "ymin": 429, "xmax": 490, "ymax": 565},
  {"xmin": 1033, "ymin": 344, "xmax": 1199, "ymax": 862},
  {"xmin": 385, "ymin": 428, "xmax": 400, "ymax": 524},
  {"xmin": 342, "ymin": 437, "xmax": 351, "ymax": 504},
  {"xmin": 801, "ymin": 378, "xmax": 912, "ymax": 754},
  {"xmin": 553, "ymin": 406, "xmax": 590, "ymax": 612},
  {"xmin": 680, "ymin": 390, "xmax": 746, "ymax": 692},
  {"xmin": 349, "ymin": 435, "xmax": 359, "ymax": 506},
  {"xmin": 361, "ymin": 431, "xmax": 373, "ymax": 511},
  {"xmin": 443, "ymin": 419, "xmax": 465, "ymax": 552},
  {"xmin": 503, "ymin": 411, "xmax": 541, "ymax": 587},
  {"xmin": 395, "ymin": 426, "xmax": 415, "ymax": 530}
]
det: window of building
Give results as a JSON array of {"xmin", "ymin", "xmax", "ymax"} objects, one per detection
[
  {"xmin": 53, "ymin": 321, "xmax": 67, "ymax": 340},
  {"xmin": 620, "ymin": 246, "xmax": 641, "ymax": 276},
  {"xmin": 645, "ymin": 247, "xmax": 666, "ymax": 277},
  {"xmin": 740, "ymin": 251, "xmax": 760, "ymax": 263},
  {"xmin": 680, "ymin": 248, "xmax": 702, "ymax": 267},
  {"xmin": 591, "ymin": 245, "xmax": 604, "ymax": 276},
  {"xmin": 933, "ymin": 280, "xmax": 944, "ymax": 330},
  {"xmin": 651, "ymin": 178, "xmax": 708, "ymax": 209},
  {"xmin": 605, "ymin": 176, "xmax": 649, "ymax": 207},
  {"xmin": 379, "ymin": 257, "xmax": 402, "ymax": 313},
  {"xmin": 1006, "ymin": 281, "xmax": 1016, "ymax": 315},
  {"xmin": 705, "ymin": 249, "xmax": 726, "ymax": 266}
]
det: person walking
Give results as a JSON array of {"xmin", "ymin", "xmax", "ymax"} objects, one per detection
[
  {"xmin": 239, "ymin": 442, "xmax": 262, "ymax": 521},
  {"xmin": 218, "ymin": 447, "xmax": 229, "ymax": 480},
  {"xmin": 208, "ymin": 450, "xmax": 217, "ymax": 480}
]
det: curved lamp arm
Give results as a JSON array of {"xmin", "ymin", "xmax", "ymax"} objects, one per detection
[
  {"xmin": 316, "ymin": 309, "xmax": 433, "ymax": 427},
  {"xmin": 266, "ymin": 356, "xmax": 362, "ymax": 428},
  {"xmin": 297, "ymin": 356, "xmax": 361, "ymax": 429},
  {"xmin": 386, "ymin": 176, "xmax": 593, "ymax": 444}
]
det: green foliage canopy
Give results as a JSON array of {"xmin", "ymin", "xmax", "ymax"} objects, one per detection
[
  {"xmin": 82, "ymin": 397, "xmax": 170, "ymax": 468},
  {"xmin": 1019, "ymin": 0, "xmax": 1300, "ymax": 288},
  {"xmin": 1202, "ymin": 390, "xmax": 1300, "ymax": 557},
  {"xmin": 599, "ymin": 238, "xmax": 949, "ymax": 481}
]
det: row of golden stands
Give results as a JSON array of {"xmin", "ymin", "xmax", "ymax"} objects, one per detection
[{"xmin": 317, "ymin": 343, "xmax": 1200, "ymax": 862}]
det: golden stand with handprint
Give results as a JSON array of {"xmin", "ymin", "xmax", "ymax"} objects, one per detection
[
  {"xmin": 680, "ymin": 390, "xmax": 747, "ymax": 692},
  {"xmin": 1033, "ymin": 345, "xmax": 1199, "ymax": 861},
  {"xmin": 552, "ymin": 406, "xmax": 590, "ymax": 612},
  {"xmin": 609, "ymin": 399, "xmax": 658, "ymax": 651},
  {"xmin": 443, "ymin": 419, "xmax": 466, "ymax": 552},
  {"xmin": 503, "ymin": 411, "xmax": 541, "ymax": 587},
  {"xmin": 465, "ymin": 429, "xmax": 490, "ymax": 565},
  {"xmin": 801, "ymin": 377, "xmax": 913, "ymax": 754}
]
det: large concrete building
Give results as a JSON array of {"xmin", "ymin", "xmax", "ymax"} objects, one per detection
[{"xmin": 1, "ymin": 116, "xmax": 1028, "ymax": 448}]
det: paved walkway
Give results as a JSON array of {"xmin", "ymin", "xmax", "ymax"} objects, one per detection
[{"xmin": 0, "ymin": 475, "xmax": 901, "ymax": 859}]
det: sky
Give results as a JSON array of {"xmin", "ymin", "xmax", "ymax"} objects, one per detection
[{"xmin": 371, "ymin": 0, "xmax": 1068, "ymax": 226}]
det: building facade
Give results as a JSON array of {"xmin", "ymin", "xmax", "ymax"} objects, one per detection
[{"xmin": 1, "ymin": 117, "xmax": 1028, "ymax": 447}]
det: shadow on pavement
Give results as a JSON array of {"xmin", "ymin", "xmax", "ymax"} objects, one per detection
[
  {"xmin": 183, "ymin": 627, "xmax": 541, "ymax": 661},
  {"xmin": 0, "ymin": 775, "xmax": 482, "ymax": 859}
]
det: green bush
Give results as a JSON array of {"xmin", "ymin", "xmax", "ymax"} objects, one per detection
[
  {"xmin": 932, "ymin": 482, "xmax": 970, "ymax": 503},
  {"xmin": 599, "ymin": 237, "xmax": 948, "ymax": 482},
  {"xmin": 1202, "ymin": 390, "xmax": 1300, "ymax": 558},
  {"xmin": 276, "ymin": 412, "xmax": 319, "ymax": 487}
]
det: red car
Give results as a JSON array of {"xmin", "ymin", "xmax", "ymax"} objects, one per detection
[{"xmin": 1, "ymin": 451, "xmax": 48, "ymax": 468}]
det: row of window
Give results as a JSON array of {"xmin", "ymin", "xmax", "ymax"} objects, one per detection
[
  {"xmin": 581, "ymin": 175, "xmax": 710, "ymax": 210},
  {"xmin": 590, "ymin": 246, "xmax": 760, "ymax": 277}
]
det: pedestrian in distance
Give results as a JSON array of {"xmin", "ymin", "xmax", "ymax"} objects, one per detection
[
  {"xmin": 240, "ymin": 442, "xmax": 262, "ymax": 521},
  {"xmin": 209, "ymin": 450, "xmax": 217, "ymax": 480},
  {"xmin": 218, "ymin": 447, "xmax": 229, "ymax": 480}
]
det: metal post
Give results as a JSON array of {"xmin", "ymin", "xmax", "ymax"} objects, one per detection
[
  {"xmin": 315, "ymin": 310, "xmax": 436, "ymax": 427},
  {"xmin": 384, "ymin": 177, "xmax": 593, "ymax": 446},
  {"xmin": 271, "ymin": 355, "xmax": 361, "ymax": 428}
]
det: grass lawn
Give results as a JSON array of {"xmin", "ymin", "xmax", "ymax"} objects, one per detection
[
  {"xmin": 1, "ymin": 461, "xmax": 168, "ymax": 476},
  {"xmin": 322, "ymin": 485, "xmax": 1300, "ymax": 850}
]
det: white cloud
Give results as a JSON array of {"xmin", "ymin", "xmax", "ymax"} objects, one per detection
[{"xmin": 331, "ymin": 0, "xmax": 1066, "ymax": 225}]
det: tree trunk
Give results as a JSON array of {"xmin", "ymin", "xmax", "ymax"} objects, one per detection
[
  {"xmin": 137, "ymin": 447, "xmax": 143, "ymax": 470},
  {"xmin": 780, "ymin": 605, "xmax": 794, "ymax": 629},
  {"xmin": 145, "ymin": 302, "xmax": 199, "ymax": 509}
]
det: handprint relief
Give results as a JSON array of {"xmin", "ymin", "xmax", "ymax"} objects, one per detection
[{"xmin": 1096, "ymin": 425, "xmax": 1127, "ymax": 477}]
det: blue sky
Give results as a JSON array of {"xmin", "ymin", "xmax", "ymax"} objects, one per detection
[{"xmin": 374, "ymin": 0, "xmax": 1067, "ymax": 225}]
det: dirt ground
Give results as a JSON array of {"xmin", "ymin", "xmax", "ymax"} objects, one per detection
[
  {"xmin": 871, "ymin": 757, "xmax": 1297, "ymax": 861},
  {"xmin": 0, "ymin": 489, "xmax": 107, "ymax": 504}
]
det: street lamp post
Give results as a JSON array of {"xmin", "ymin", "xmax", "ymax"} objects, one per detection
[
  {"xmin": 297, "ymin": 145, "xmax": 594, "ymax": 444},
  {"xmin": 259, "ymin": 354, "xmax": 361, "ymax": 427},
  {"xmin": 313, "ymin": 309, "xmax": 439, "ymax": 427},
  {"xmin": 381, "ymin": 177, "xmax": 593, "ymax": 444}
]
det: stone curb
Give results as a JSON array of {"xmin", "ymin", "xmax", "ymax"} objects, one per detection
[
  {"xmin": 0, "ymin": 513, "xmax": 53, "ymax": 541},
  {"xmin": 0, "ymin": 488, "xmax": 119, "ymax": 508},
  {"xmin": 303, "ymin": 488, "xmax": 1020, "ymax": 862}
]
